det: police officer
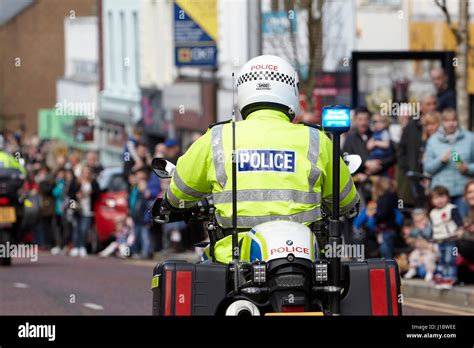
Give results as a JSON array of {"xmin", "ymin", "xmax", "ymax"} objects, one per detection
[
  {"xmin": 161, "ymin": 55, "xmax": 359, "ymax": 261},
  {"xmin": 0, "ymin": 134, "xmax": 26, "ymax": 175}
]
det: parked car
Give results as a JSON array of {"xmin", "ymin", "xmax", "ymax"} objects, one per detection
[{"xmin": 93, "ymin": 167, "xmax": 128, "ymax": 250}]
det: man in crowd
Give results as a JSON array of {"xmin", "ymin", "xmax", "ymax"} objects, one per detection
[
  {"xmin": 431, "ymin": 67, "xmax": 456, "ymax": 112},
  {"xmin": 398, "ymin": 94, "xmax": 437, "ymax": 207}
]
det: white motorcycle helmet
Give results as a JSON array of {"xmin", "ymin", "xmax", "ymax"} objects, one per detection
[{"xmin": 236, "ymin": 55, "xmax": 300, "ymax": 120}]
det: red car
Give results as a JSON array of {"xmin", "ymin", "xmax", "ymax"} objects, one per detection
[{"xmin": 94, "ymin": 167, "xmax": 128, "ymax": 248}]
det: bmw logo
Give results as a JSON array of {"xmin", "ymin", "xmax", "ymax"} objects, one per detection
[{"xmin": 286, "ymin": 240, "xmax": 293, "ymax": 246}]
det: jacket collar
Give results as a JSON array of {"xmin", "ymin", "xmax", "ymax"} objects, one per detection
[
  {"xmin": 245, "ymin": 109, "xmax": 291, "ymax": 122},
  {"xmin": 436, "ymin": 127, "xmax": 465, "ymax": 143}
]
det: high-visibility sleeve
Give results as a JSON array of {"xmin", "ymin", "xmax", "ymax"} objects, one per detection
[
  {"xmin": 320, "ymin": 131, "xmax": 359, "ymax": 215},
  {"xmin": 165, "ymin": 131, "xmax": 213, "ymax": 208}
]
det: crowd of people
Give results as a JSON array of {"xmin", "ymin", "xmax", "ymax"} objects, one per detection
[
  {"xmin": 345, "ymin": 67, "xmax": 474, "ymax": 288},
  {"xmin": 1, "ymin": 66, "xmax": 473, "ymax": 289},
  {"xmin": 1, "ymin": 126, "xmax": 204, "ymax": 260}
]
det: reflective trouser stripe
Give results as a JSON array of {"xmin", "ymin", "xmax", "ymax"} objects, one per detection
[
  {"xmin": 173, "ymin": 170, "xmax": 207, "ymax": 199},
  {"xmin": 213, "ymin": 189, "xmax": 321, "ymax": 205},
  {"xmin": 211, "ymin": 125, "xmax": 227, "ymax": 189},
  {"xmin": 215, "ymin": 208, "xmax": 321, "ymax": 228},
  {"xmin": 307, "ymin": 127, "xmax": 321, "ymax": 191}
]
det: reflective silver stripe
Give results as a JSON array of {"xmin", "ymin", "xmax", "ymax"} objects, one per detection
[
  {"xmin": 340, "ymin": 177, "xmax": 355, "ymax": 201},
  {"xmin": 211, "ymin": 125, "xmax": 227, "ymax": 188},
  {"xmin": 215, "ymin": 209, "xmax": 321, "ymax": 228},
  {"xmin": 307, "ymin": 127, "xmax": 321, "ymax": 191},
  {"xmin": 213, "ymin": 189, "xmax": 321, "ymax": 205},
  {"xmin": 166, "ymin": 189, "xmax": 197, "ymax": 209},
  {"xmin": 340, "ymin": 190, "xmax": 360, "ymax": 215},
  {"xmin": 173, "ymin": 170, "xmax": 207, "ymax": 198}
]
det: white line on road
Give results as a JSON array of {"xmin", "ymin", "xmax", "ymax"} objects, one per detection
[
  {"xmin": 82, "ymin": 303, "xmax": 104, "ymax": 311},
  {"xmin": 13, "ymin": 282, "xmax": 30, "ymax": 289}
]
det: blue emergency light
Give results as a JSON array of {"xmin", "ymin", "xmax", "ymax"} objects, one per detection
[{"xmin": 322, "ymin": 105, "xmax": 351, "ymax": 133}]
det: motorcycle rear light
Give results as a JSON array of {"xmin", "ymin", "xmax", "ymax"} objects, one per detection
[
  {"xmin": 252, "ymin": 262, "xmax": 266, "ymax": 284},
  {"xmin": 282, "ymin": 306, "xmax": 305, "ymax": 313},
  {"xmin": 274, "ymin": 274, "xmax": 305, "ymax": 288},
  {"xmin": 314, "ymin": 261, "xmax": 328, "ymax": 283},
  {"xmin": 0, "ymin": 197, "xmax": 10, "ymax": 206}
]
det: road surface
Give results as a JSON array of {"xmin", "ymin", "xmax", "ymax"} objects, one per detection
[{"xmin": 0, "ymin": 252, "xmax": 472, "ymax": 316}]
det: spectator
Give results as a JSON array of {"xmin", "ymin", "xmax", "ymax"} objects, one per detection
[
  {"xmin": 36, "ymin": 166, "xmax": 55, "ymax": 249},
  {"xmin": 343, "ymin": 107, "xmax": 396, "ymax": 205},
  {"xmin": 69, "ymin": 166, "xmax": 99, "ymax": 257},
  {"xmin": 131, "ymin": 173, "xmax": 153, "ymax": 259},
  {"xmin": 367, "ymin": 114, "xmax": 394, "ymax": 175},
  {"xmin": 430, "ymin": 67, "xmax": 456, "ymax": 112},
  {"xmin": 154, "ymin": 143, "xmax": 167, "ymax": 158},
  {"xmin": 99, "ymin": 216, "xmax": 135, "ymax": 258},
  {"xmin": 402, "ymin": 209, "xmax": 436, "ymax": 281},
  {"xmin": 372, "ymin": 176, "xmax": 400, "ymax": 259},
  {"xmin": 62, "ymin": 168, "xmax": 78, "ymax": 253},
  {"xmin": 423, "ymin": 108, "xmax": 474, "ymax": 215},
  {"xmin": 398, "ymin": 94, "xmax": 437, "ymax": 207},
  {"xmin": 164, "ymin": 139, "xmax": 181, "ymax": 165},
  {"xmin": 428, "ymin": 186, "xmax": 463, "ymax": 289},
  {"xmin": 51, "ymin": 168, "xmax": 66, "ymax": 255},
  {"xmin": 457, "ymin": 181, "xmax": 474, "ymax": 284},
  {"xmin": 421, "ymin": 111, "xmax": 441, "ymax": 142},
  {"xmin": 123, "ymin": 125, "xmax": 144, "ymax": 179},
  {"xmin": 124, "ymin": 142, "xmax": 151, "ymax": 180},
  {"xmin": 85, "ymin": 151, "xmax": 103, "ymax": 179},
  {"xmin": 352, "ymin": 200, "xmax": 378, "ymax": 258}
]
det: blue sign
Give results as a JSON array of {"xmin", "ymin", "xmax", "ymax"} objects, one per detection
[
  {"xmin": 262, "ymin": 11, "xmax": 298, "ymax": 34},
  {"xmin": 174, "ymin": 2, "xmax": 217, "ymax": 67},
  {"xmin": 238, "ymin": 150, "xmax": 296, "ymax": 173},
  {"xmin": 322, "ymin": 106, "xmax": 351, "ymax": 132}
]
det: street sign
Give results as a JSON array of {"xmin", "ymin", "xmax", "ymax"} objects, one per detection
[{"xmin": 174, "ymin": 0, "xmax": 218, "ymax": 67}]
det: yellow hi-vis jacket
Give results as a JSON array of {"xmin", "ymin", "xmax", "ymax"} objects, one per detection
[
  {"xmin": 0, "ymin": 151, "xmax": 26, "ymax": 175},
  {"xmin": 166, "ymin": 109, "xmax": 359, "ymax": 231}
]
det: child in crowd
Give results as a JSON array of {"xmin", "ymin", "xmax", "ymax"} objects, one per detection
[
  {"xmin": 367, "ymin": 114, "xmax": 394, "ymax": 163},
  {"xmin": 372, "ymin": 176, "xmax": 402, "ymax": 259},
  {"xmin": 99, "ymin": 216, "xmax": 135, "ymax": 258},
  {"xmin": 403, "ymin": 209, "xmax": 437, "ymax": 281},
  {"xmin": 429, "ymin": 186, "xmax": 463, "ymax": 289},
  {"xmin": 131, "ymin": 173, "xmax": 153, "ymax": 259}
]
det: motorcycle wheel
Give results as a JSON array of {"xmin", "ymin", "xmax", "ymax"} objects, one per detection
[{"xmin": 0, "ymin": 229, "xmax": 12, "ymax": 266}]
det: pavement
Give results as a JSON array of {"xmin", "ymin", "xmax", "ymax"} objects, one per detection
[{"xmin": 401, "ymin": 278, "xmax": 474, "ymax": 315}]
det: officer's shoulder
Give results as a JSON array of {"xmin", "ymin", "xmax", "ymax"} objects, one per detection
[
  {"xmin": 297, "ymin": 122, "xmax": 323, "ymax": 131},
  {"xmin": 208, "ymin": 119, "xmax": 232, "ymax": 129}
]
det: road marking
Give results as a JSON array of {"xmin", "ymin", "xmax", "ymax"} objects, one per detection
[
  {"xmin": 82, "ymin": 303, "xmax": 104, "ymax": 311},
  {"xmin": 13, "ymin": 282, "xmax": 30, "ymax": 289},
  {"xmin": 403, "ymin": 298, "xmax": 474, "ymax": 316}
]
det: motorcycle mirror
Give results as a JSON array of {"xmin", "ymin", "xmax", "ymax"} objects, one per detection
[
  {"xmin": 344, "ymin": 154, "xmax": 362, "ymax": 174},
  {"xmin": 151, "ymin": 158, "xmax": 176, "ymax": 179}
]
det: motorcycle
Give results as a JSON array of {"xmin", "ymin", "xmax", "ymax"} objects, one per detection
[
  {"xmin": 149, "ymin": 154, "xmax": 402, "ymax": 316},
  {"xmin": 0, "ymin": 167, "xmax": 26, "ymax": 266}
]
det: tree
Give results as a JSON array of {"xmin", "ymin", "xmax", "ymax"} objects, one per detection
[
  {"xmin": 265, "ymin": 0, "xmax": 346, "ymax": 117},
  {"xmin": 435, "ymin": 0, "xmax": 470, "ymax": 128}
]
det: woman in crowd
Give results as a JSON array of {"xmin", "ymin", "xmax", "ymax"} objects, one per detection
[
  {"xmin": 68, "ymin": 166, "xmax": 99, "ymax": 257},
  {"xmin": 458, "ymin": 181, "xmax": 474, "ymax": 284},
  {"xmin": 423, "ymin": 108, "xmax": 474, "ymax": 216}
]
